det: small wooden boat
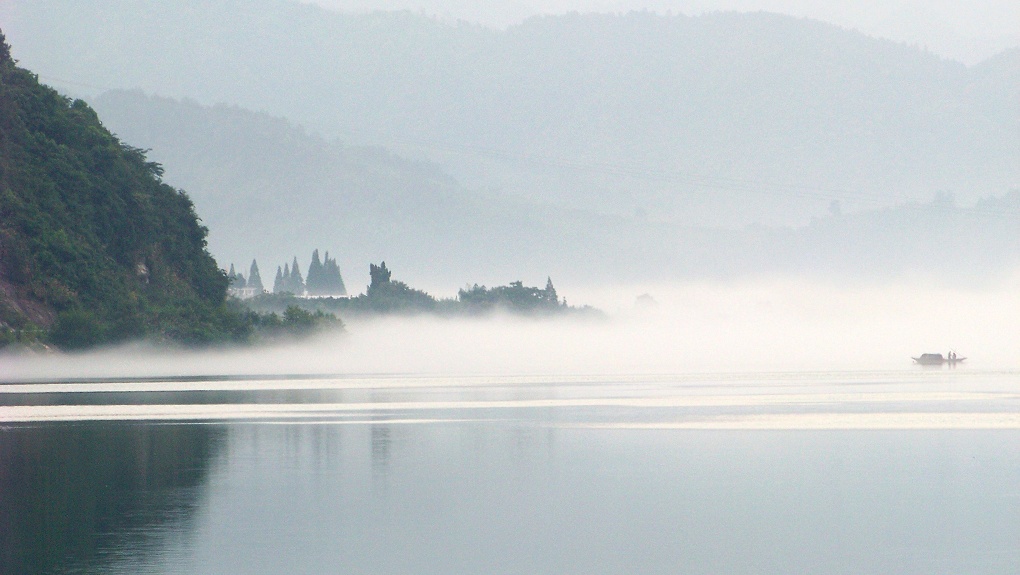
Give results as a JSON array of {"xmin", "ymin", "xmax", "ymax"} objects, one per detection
[{"xmin": 912, "ymin": 353, "xmax": 965, "ymax": 365}]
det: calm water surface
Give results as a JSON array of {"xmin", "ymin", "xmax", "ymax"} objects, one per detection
[{"xmin": 1, "ymin": 369, "xmax": 1018, "ymax": 574}]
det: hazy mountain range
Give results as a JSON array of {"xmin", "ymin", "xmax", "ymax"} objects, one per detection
[
  {"xmin": 90, "ymin": 90, "xmax": 1019, "ymax": 287},
  {"xmin": 89, "ymin": 90, "xmax": 698, "ymax": 287},
  {"xmin": 5, "ymin": 0, "xmax": 1017, "ymax": 229},
  {"xmin": 306, "ymin": 1, "xmax": 1020, "ymax": 65},
  {"xmin": 2, "ymin": 0, "xmax": 1017, "ymax": 286}
]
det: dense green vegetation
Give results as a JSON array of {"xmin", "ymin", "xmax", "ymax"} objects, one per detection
[
  {"xmin": 227, "ymin": 301, "xmax": 341, "ymax": 342},
  {"xmin": 0, "ymin": 32, "xmax": 244, "ymax": 349},
  {"xmin": 0, "ymin": 32, "xmax": 348, "ymax": 351}
]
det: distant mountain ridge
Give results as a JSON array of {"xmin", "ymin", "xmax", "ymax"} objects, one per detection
[
  {"xmin": 90, "ymin": 90, "xmax": 1020, "ymax": 286},
  {"xmin": 89, "ymin": 89, "xmax": 687, "ymax": 287},
  {"xmin": 4, "ymin": 0, "xmax": 1017, "ymax": 226}
]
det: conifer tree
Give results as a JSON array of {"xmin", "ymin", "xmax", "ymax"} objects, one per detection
[
  {"xmin": 322, "ymin": 252, "xmax": 347, "ymax": 296},
  {"xmin": 544, "ymin": 277, "xmax": 558, "ymax": 305},
  {"xmin": 289, "ymin": 256, "xmax": 305, "ymax": 295},
  {"xmin": 248, "ymin": 260, "xmax": 264, "ymax": 292},
  {"xmin": 280, "ymin": 263, "xmax": 292, "ymax": 293},
  {"xmin": 227, "ymin": 264, "xmax": 246, "ymax": 289},
  {"xmin": 306, "ymin": 249, "xmax": 324, "ymax": 295},
  {"xmin": 273, "ymin": 266, "xmax": 285, "ymax": 293}
]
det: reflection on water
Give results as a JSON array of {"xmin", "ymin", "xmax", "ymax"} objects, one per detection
[
  {"xmin": 1, "ymin": 370, "xmax": 1019, "ymax": 574},
  {"xmin": 0, "ymin": 423, "xmax": 223, "ymax": 575},
  {"xmin": 371, "ymin": 424, "xmax": 391, "ymax": 480}
]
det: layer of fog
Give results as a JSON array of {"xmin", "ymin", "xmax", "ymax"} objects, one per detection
[
  {"xmin": 4, "ymin": 276, "xmax": 1018, "ymax": 381},
  {"xmin": 309, "ymin": 0, "xmax": 1020, "ymax": 64}
]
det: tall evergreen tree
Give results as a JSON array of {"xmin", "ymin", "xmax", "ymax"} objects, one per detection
[
  {"xmin": 279, "ymin": 263, "xmax": 292, "ymax": 293},
  {"xmin": 273, "ymin": 265, "xmax": 285, "ymax": 294},
  {"xmin": 306, "ymin": 249, "xmax": 324, "ymax": 295},
  {"xmin": 248, "ymin": 259, "xmax": 264, "ymax": 292},
  {"xmin": 289, "ymin": 256, "xmax": 305, "ymax": 295},
  {"xmin": 544, "ymin": 277, "xmax": 558, "ymax": 305},
  {"xmin": 322, "ymin": 252, "xmax": 347, "ymax": 296},
  {"xmin": 227, "ymin": 264, "xmax": 246, "ymax": 288}
]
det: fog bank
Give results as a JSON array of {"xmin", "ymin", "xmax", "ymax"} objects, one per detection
[{"xmin": 3, "ymin": 276, "xmax": 1017, "ymax": 381}]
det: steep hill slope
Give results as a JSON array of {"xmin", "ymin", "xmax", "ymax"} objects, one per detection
[
  {"xmin": 0, "ymin": 33, "xmax": 236, "ymax": 348},
  {"xmin": 4, "ymin": 0, "xmax": 1017, "ymax": 225}
]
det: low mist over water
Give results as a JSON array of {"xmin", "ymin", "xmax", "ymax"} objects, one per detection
[
  {"xmin": 3, "ymin": 278, "xmax": 1019, "ymax": 575},
  {"xmin": 5, "ymin": 276, "xmax": 1018, "ymax": 379},
  {"xmin": 0, "ymin": 1, "xmax": 1017, "ymax": 573}
]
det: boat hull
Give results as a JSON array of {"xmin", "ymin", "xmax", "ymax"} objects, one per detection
[{"xmin": 912, "ymin": 354, "xmax": 966, "ymax": 366}]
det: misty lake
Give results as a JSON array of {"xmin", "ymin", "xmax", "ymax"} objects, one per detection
[{"xmin": 2, "ymin": 369, "xmax": 1018, "ymax": 575}]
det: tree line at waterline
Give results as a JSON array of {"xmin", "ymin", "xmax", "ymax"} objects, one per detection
[{"xmin": 242, "ymin": 261, "xmax": 598, "ymax": 318}]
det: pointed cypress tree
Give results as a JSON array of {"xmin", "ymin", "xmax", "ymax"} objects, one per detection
[
  {"xmin": 306, "ymin": 249, "xmax": 324, "ymax": 295},
  {"xmin": 273, "ymin": 266, "xmax": 285, "ymax": 293},
  {"xmin": 227, "ymin": 264, "xmax": 246, "ymax": 289},
  {"xmin": 322, "ymin": 252, "xmax": 347, "ymax": 296},
  {"xmin": 281, "ymin": 263, "xmax": 292, "ymax": 293},
  {"xmin": 289, "ymin": 256, "xmax": 305, "ymax": 295},
  {"xmin": 544, "ymin": 277, "xmax": 558, "ymax": 305},
  {"xmin": 248, "ymin": 260, "xmax": 264, "ymax": 292}
]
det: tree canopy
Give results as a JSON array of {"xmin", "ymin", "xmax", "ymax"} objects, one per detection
[{"xmin": 0, "ymin": 30, "xmax": 240, "ymax": 348}]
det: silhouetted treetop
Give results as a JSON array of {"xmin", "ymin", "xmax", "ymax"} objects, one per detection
[
  {"xmin": 0, "ymin": 29, "xmax": 10, "ymax": 65},
  {"xmin": 247, "ymin": 260, "xmax": 264, "ymax": 292},
  {"xmin": 369, "ymin": 262, "xmax": 392, "ymax": 289}
]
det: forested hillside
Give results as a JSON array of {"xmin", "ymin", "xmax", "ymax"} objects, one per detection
[
  {"xmin": 0, "ymin": 33, "xmax": 239, "ymax": 348},
  {"xmin": 5, "ymin": 0, "xmax": 1017, "ymax": 226}
]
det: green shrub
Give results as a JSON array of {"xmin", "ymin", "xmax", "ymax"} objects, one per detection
[{"xmin": 49, "ymin": 309, "xmax": 105, "ymax": 350}]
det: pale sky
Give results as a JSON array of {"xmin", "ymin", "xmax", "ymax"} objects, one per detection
[{"xmin": 307, "ymin": 0, "xmax": 1020, "ymax": 64}]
